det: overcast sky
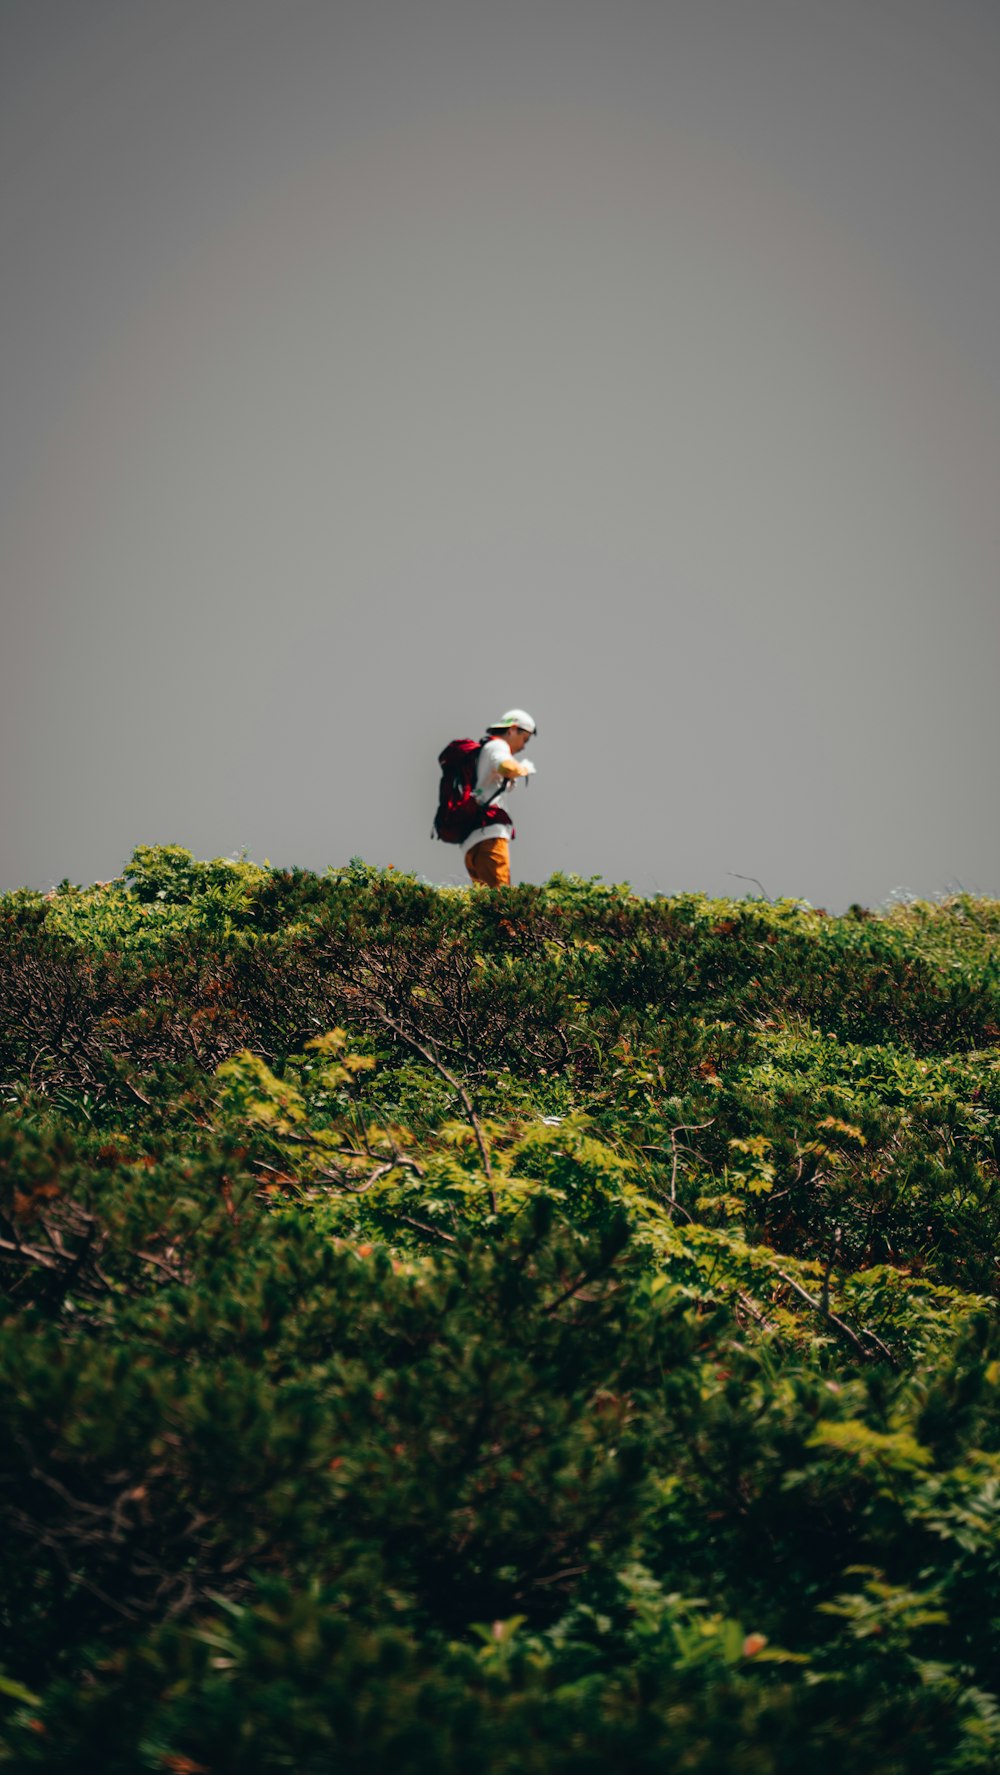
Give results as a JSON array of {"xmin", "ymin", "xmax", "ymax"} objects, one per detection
[{"xmin": 3, "ymin": 0, "xmax": 998, "ymax": 907}]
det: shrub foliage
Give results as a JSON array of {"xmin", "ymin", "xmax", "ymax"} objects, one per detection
[{"xmin": 2, "ymin": 849, "xmax": 1000, "ymax": 1770}]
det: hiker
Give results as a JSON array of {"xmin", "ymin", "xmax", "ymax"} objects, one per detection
[
  {"xmin": 433, "ymin": 711, "xmax": 537, "ymax": 888},
  {"xmin": 463, "ymin": 710, "xmax": 537, "ymax": 887}
]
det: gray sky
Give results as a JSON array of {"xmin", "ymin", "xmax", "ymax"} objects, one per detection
[{"xmin": 3, "ymin": 0, "xmax": 999, "ymax": 907}]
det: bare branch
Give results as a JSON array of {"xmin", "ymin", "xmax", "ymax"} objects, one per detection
[
  {"xmin": 769, "ymin": 1262, "xmax": 896, "ymax": 1368},
  {"xmin": 820, "ymin": 1225, "xmax": 842, "ymax": 1319},
  {"xmin": 639, "ymin": 1121, "xmax": 714, "ymax": 1216},
  {"xmin": 728, "ymin": 873, "xmax": 772, "ymax": 902},
  {"xmin": 374, "ymin": 1008, "xmax": 497, "ymax": 1209},
  {"xmin": 396, "ymin": 1214, "xmax": 456, "ymax": 1245}
]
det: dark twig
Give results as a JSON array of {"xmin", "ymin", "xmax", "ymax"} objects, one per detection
[
  {"xmin": 728, "ymin": 873, "xmax": 772, "ymax": 902},
  {"xmin": 638, "ymin": 1121, "xmax": 714, "ymax": 1216},
  {"xmin": 375, "ymin": 1008, "xmax": 497, "ymax": 1211},
  {"xmin": 770, "ymin": 1262, "xmax": 896, "ymax": 1367},
  {"xmin": 735, "ymin": 1290, "xmax": 777, "ymax": 1333},
  {"xmin": 0, "ymin": 1233, "xmax": 63, "ymax": 1272},
  {"xmin": 120, "ymin": 1076, "xmax": 153, "ymax": 1109},
  {"xmin": 397, "ymin": 1215, "xmax": 456, "ymax": 1245},
  {"xmin": 669, "ymin": 1120, "xmax": 714, "ymax": 1212},
  {"xmin": 820, "ymin": 1225, "xmax": 842, "ymax": 1319}
]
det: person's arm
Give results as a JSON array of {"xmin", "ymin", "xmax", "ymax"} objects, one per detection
[{"xmin": 498, "ymin": 757, "xmax": 533, "ymax": 778}]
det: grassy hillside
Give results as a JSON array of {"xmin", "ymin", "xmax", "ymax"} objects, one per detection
[{"xmin": 2, "ymin": 846, "xmax": 1000, "ymax": 1772}]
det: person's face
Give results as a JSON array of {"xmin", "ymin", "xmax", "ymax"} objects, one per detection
[{"xmin": 507, "ymin": 726, "xmax": 532, "ymax": 754}]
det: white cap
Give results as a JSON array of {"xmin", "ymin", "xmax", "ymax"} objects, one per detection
[{"xmin": 490, "ymin": 708, "xmax": 537, "ymax": 733}]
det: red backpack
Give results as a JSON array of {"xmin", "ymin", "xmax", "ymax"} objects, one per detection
[{"xmin": 432, "ymin": 738, "xmax": 512, "ymax": 844}]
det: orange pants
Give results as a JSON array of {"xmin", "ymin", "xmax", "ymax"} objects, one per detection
[{"xmin": 464, "ymin": 837, "xmax": 511, "ymax": 888}]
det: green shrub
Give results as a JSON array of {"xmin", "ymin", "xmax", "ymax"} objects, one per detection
[{"xmin": 3, "ymin": 860, "xmax": 1000, "ymax": 1770}]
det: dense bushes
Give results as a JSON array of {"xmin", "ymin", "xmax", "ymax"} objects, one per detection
[{"xmin": 1, "ymin": 850, "xmax": 1000, "ymax": 1770}]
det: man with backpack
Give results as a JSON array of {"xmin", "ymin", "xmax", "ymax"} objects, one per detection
[{"xmin": 433, "ymin": 710, "xmax": 537, "ymax": 888}]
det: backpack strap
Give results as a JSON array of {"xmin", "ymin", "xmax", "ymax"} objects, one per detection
[{"xmin": 476, "ymin": 735, "xmax": 510, "ymax": 813}]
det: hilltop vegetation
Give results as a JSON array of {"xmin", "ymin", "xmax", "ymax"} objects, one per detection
[{"xmin": 2, "ymin": 846, "xmax": 1000, "ymax": 1771}]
